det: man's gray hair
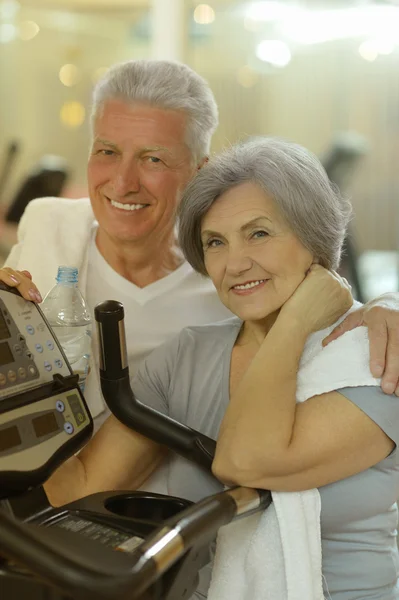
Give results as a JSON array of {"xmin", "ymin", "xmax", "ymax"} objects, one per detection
[
  {"xmin": 91, "ymin": 59, "xmax": 219, "ymax": 162},
  {"xmin": 178, "ymin": 137, "xmax": 352, "ymax": 274}
]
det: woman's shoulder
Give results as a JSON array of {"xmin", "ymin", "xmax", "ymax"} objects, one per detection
[
  {"xmin": 134, "ymin": 317, "xmax": 241, "ymax": 388},
  {"xmin": 155, "ymin": 316, "xmax": 242, "ymax": 361}
]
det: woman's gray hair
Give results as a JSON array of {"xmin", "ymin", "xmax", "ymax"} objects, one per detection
[
  {"xmin": 91, "ymin": 59, "xmax": 218, "ymax": 162},
  {"xmin": 178, "ymin": 137, "xmax": 352, "ymax": 274}
]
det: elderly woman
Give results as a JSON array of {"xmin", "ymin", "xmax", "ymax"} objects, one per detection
[{"xmin": 7, "ymin": 138, "xmax": 399, "ymax": 599}]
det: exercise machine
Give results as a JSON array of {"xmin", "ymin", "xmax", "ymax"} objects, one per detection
[{"xmin": 0, "ymin": 285, "xmax": 271, "ymax": 599}]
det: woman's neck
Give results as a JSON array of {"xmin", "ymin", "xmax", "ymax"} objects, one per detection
[{"xmin": 238, "ymin": 310, "xmax": 280, "ymax": 348}]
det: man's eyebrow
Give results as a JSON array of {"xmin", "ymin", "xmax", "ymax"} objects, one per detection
[
  {"xmin": 141, "ymin": 146, "xmax": 171, "ymax": 154},
  {"xmin": 93, "ymin": 138, "xmax": 119, "ymax": 150},
  {"xmin": 201, "ymin": 216, "xmax": 273, "ymax": 239}
]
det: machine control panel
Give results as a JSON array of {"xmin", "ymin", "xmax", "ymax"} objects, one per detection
[
  {"xmin": 0, "ymin": 389, "xmax": 90, "ymax": 471},
  {"xmin": 0, "ymin": 290, "xmax": 71, "ymax": 400}
]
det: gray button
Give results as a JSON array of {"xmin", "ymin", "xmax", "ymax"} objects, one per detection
[
  {"xmin": 46, "ymin": 340, "xmax": 54, "ymax": 350},
  {"xmin": 56, "ymin": 400, "xmax": 65, "ymax": 412},
  {"xmin": 35, "ymin": 343, "xmax": 43, "ymax": 353},
  {"xmin": 44, "ymin": 361, "xmax": 52, "ymax": 372},
  {"xmin": 18, "ymin": 367, "xmax": 26, "ymax": 379},
  {"xmin": 28, "ymin": 365, "xmax": 36, "ymax": 376},
  {"xmin": 64, "ymin": 422, "xmax": 74, "ymax": 435},
  {"xmin": 13, "ymin": 344, "xmax": 23, "ymax": 356},
  {"xmin": 26, "ymin": 325, "xmax": 35, "ymax": 335},
  {"xmin": 55, "ymin": 359, "xmax": 63, "ymax": 369},
  {"xmin": 7, "ymin": 370, "xmax": 16, "ymax": 383}
]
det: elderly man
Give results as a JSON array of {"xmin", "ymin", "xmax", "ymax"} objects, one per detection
[{"xmin": 2, "ymin": 58, "xmax": 399, "ymax": 426}]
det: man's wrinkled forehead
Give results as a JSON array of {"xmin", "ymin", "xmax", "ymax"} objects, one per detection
[{"xmin": 91, "ymin": 99, "xmax": 192, "ymax": 155}]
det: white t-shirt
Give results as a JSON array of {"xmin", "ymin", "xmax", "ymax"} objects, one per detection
[{"xmin": 83, "ymin": 230, "xmax": 232, "ymax": 427}]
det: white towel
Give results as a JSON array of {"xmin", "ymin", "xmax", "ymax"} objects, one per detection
[{"xmin": 208, "ymin": 301, "xmax": 380, "ymax": 600}]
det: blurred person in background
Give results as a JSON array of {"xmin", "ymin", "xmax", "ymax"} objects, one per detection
[{"xmin": 0, "ymin": 58, "xmax": 399, "ymax": 432}]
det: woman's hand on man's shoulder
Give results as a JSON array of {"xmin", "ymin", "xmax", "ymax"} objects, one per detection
[{"xmin": 0, "ymin": 267, "xmax": 42, "ymax": 303}]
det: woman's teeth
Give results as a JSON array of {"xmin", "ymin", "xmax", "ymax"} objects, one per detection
[
  {"xmin": 233, "ymin": 280, "xmax": 266, "ymax": 290},
  {"xmin": 110, "ymin": 200, "xmax": 147, "ymax": 211}
]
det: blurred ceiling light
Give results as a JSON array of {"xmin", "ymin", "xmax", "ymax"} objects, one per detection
[
  {"xmin": 19, "ymin": 20, "xmax": 39, "ymax": 41},
  {"xmin": 92, "ymin": 66, "xmax": 109, "ymax": 83},
  {"xmin": 60, "ymin": 101, "xmax": 85, "ymax": 129},
  {"xmin": 358, "ymin": 40, "xmax": 378, "ymax": 62},
  {"xmin": 282, "ymin": 5, "xmax": 399, "ymax": 46},
  {"xmin": 245, "ymin": 1, "xmax": 297, "ymax": 23},
  {"xmin": 374, "ymin": 39, "xmax": 395, "ymax": 56},
  {"xmin": 193, "ymin": 4, "xmax": 215, "ymax": 25},
  {"xmin": 0, "ymin": 0, "xmax": 20, "ymax": 20},
  {"xmin": 0, "ymin": 23, "xmax": 16, "ymax": 43},
  {"xmin": 358, "ymin": 38, "xmax": 395, "ymax": 62},
  {"xmin": 256, "ymin": 39, "xmax": 291, "ymax": 67},
  {"xmin": 237, "ymin": 65, "xmax": 259, "ymax": 88},
  {"xmin": 59, "ymin": 64, "xmax": 81, "ymax": 87}
]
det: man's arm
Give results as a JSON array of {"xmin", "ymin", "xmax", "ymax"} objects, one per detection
[
  {"xmin": 44, "ymin": 415, "xmax": 164, "ymax": 507},
  {"xmin": 323, "ymin": 293, "xmax": 399, "ymax": 396}
]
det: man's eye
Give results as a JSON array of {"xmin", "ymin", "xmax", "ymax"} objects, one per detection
[
  {"xmin": 146, "ymin": 156, "xmax": 162, "ymax": 164},
  {"xmin": 98, "ymin": 149, "xmax": 115, "ymax": 156}
]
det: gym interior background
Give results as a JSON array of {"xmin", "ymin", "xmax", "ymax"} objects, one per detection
[{"xmin": 0, "ymin": 0, "xmax": 398, "ymax": 300}]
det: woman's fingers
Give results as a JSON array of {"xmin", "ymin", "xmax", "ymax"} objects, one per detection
[{"xmin": 0, "ymin": 268, "xmax": 42, "ymax": 303}]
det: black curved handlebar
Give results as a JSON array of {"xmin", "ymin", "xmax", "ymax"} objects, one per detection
[
  {"xmin": 95, "ymin": 300, "xmax": 216, "ymax": 470},
  {"xmin": 0, "ymin": 485, "xmax": 271, "ymax": 600}
]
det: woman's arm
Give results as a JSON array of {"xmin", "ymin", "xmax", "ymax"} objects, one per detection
[
  {"xmin": 213, "ymin": 266, "xmax": 393, "ymax": 491},
  {"xmin": 44, "ymin": 415, "xmax": 164, "ymax": 506}
]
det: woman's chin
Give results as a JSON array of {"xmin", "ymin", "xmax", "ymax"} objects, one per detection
[{"xmin": 234, "ymin": 307, "xmax": 279, "ymax": 323}]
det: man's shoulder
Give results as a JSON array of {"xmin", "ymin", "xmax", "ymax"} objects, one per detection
[{"xmin": 24, "ymin": 196, "xmax": 92, "ymax": 218}]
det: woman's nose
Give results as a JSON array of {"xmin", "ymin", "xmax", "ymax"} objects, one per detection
[{"xmin": 225, "ymin": 248, "xmax": 253, "ymax": 276}]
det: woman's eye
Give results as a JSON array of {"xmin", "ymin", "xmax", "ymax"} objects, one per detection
[
  {"xmin": 252, "ymin": 230, "xmax": 268, "ymax": 239},
  {"xmin": 206, "ymin": 239, "xmax": 223, "ymax": 248}
]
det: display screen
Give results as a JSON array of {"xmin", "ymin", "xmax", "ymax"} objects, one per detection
[
  {"xmin": 32, "ymin": 412, "xmax": 59, "ymax": 438},
  {"xmin": 0, "ymin": 310, "xmax": 10, "ymax": 341},
  {"xmin": 0, "ymin": 425, "xmax": 21, "ymax": 452},
  {"xmin": 0, "ymin": 341, "xmax": 14, "ymax": 367}
]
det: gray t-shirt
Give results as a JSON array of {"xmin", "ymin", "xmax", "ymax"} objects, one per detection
[{"xmin": 132, "ymin": 318, "xmax": 399, "ymax": 600}]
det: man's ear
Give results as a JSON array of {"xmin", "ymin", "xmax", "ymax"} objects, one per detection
[{"xmin": 197, "ymin": 156, "xmax": 209, "ymax": 171}]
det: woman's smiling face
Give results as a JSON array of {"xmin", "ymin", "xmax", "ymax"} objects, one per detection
[{"xmin": 201, "ymin": 181, "xmax": 314, "ymax": 324}]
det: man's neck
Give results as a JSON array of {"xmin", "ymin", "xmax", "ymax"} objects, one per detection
[{"xmin": 95, "ymin": 229, "xmax": 184, "ymax": 288}]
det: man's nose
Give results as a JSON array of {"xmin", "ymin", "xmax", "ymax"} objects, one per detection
[{"xmin": 112, "ymin": 160, "xmax": 141, "ymax": 196}]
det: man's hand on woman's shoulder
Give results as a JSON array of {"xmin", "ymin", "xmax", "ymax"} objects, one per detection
[{"xmin": 323, "ymin": 293, "xmax": 399, "ymax": 396}]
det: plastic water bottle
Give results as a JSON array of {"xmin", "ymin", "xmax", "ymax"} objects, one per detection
[{"xmin": 41, "ymin": 266, "xmax": 92, "ymax": 393}]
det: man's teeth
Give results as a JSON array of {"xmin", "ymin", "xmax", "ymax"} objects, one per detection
[
  {"xmin": 110, "ymin": 200, "xmax": 147, "ymax": 211},
  {"xmin": 233, "ymin": 280, "xmax": 266, "ymax": 290}
]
